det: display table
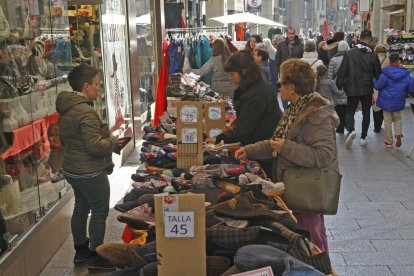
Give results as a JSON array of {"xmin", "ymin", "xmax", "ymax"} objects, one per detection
[{"xmin": 1, "ymin": 113, "xmax": 58, "ymax": 159}]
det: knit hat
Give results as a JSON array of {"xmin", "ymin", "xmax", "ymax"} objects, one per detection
[
  {"xmin": 316, "ymin": 65, "xmax": 328, "ymax": 77},
  {"xmin": 338, "ymin": 40, "xmax": 349, "ymax": 52}
]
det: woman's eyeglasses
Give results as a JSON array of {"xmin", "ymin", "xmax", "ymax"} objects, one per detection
[{"xmin": 276, "ymin": 82, "xmax": 285, "ymax": 89}]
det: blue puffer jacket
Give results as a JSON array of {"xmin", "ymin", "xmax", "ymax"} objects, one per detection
[{"xmin": 373, "ymin": 66, "xmax": 414, "ymax": 112}]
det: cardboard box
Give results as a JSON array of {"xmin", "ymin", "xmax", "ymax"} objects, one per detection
[
  {"xmin": 176, "ymin": 101, "xmax": 203, "ymax": 168},
  {"xmin": 155, "ymin": 194, "xmax": 206, "ymax": 276},
  {"xmin": 203, "ymin": 102, "xmax": 226, "ymax": 138}
]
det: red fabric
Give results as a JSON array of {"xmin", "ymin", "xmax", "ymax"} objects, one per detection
[
  {"xmin": 235, "ymin": 23, "xmax": 247, "ymax": 41},
  {"xmin": 153, "ymin": 39, "xmax": 170, "ymax": 126},
  {"xmin": 227, "ymin": 41, "xmax": 238, "ymax": 53},
  {"xmin": 1, "ymin": 113, "xmax": 58, "ymax": 159},
  {"xmin": 122, "ymin": 225, "xmax": 134, "ymax": 243}
]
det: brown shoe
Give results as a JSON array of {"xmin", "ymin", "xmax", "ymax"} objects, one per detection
[
  {"xmin": 396, "ymin": 134, "xmax": 402, "ymax": 148},
  {"xmin": 96, "ymin": 243, "xmax": 139, "ymax": 267}
]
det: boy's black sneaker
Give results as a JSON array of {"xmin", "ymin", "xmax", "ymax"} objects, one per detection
[
  {"xmin": 87, "ymin": 250, "xmax": 116, "ymax": 272},
  {"xmin": 73, "ymin": 238, "xmax": 90, "ymax": 264}
]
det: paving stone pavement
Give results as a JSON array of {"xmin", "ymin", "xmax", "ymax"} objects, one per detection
[{"xmin": 41, "ymin": 100, "xmax": 414, "ymax": 276}]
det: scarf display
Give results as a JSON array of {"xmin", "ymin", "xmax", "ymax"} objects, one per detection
[{"xmin": 273, "ymin": 93, "xmax": 315, "ymax": 139}]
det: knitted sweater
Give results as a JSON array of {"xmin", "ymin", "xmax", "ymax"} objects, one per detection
[{"xmin": 190, "ymin": 55, "xmax": 236, "ymax": 98}]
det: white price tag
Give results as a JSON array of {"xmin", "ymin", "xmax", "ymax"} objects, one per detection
[
  {"xmin": 165, "ymin": 212, "xmax": 194, "ymax": 238},
  {"xmin": 209, "ymin": 128, "xmax": 222, "ymax": 138},
  {"xmin": 180, "ymin": 105, "xmax": 198, "ymax": 123},
  {"xmin": 208, "ymin": 106, "xmax": 222, "ymax": 120},
  {"xmin": 181, "ymin": 128, "xmax": 197, "ymax": 144},
  {"xmin": 231, "ymin": 266, "xmax": 274, "ymax": 276}
]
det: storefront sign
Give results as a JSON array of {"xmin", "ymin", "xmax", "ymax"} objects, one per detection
[
  {"xmin": 102, "ymin": 0, "xmax": 129, "ymax": 129},
  {"xmin": 231, "ymin": 266, "xmax": 274, "ymax": 276},
  {"xmin": 245, "ymin": 0, "xmax": 262, "ymax": 12},
  {"xmin": 164, "ymin": 211, "xmax": 194, "ymax": 238}
]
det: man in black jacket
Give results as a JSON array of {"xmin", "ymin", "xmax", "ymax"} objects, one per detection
[
  {"xmin": 274, "ymin": 27, "xmax": 304, "ymax": 107},
  {"xmin": 336, "ymin": 29, "xmax": 381, "ymax": 148}
]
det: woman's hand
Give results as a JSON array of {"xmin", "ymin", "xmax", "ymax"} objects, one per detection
[
  {"xmin": 269, "ymin": 138, "xmax": 285, "ymax": 154},
  {"xmin": 110, "ymin": 115, "xmax": 125, "ymax": 133},
  {"xmin": 234, "ymin": 147, "xmax": 246, "ymax": 160},
  {"xmin": 205, "ymin": 137, "xmax": 217, "ymax": 144}
]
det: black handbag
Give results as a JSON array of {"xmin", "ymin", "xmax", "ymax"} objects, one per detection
[{"xmin": 281, "ymin": 153, "xmax": 341, "ymax": 215}]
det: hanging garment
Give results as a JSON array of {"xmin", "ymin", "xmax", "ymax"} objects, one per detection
[
  {"xmin": 168, "ymin": 38, "xmax": 180, "ymax": 74},
  {"xmin": 235, "ymin": 23, "xmax": 246, "ymax": 41},
  {"xmin": 165, "ymin": 2, "xmax": 185, "ymax": 28},
  {"xmin": 177, "ymin": 39, "xmax": 185, "ymax": 71},
  {"xmin": 195, "ymin": 38, "xmax": 202, "ymax": 69},
  {"xmin": 200, "ymin": 35, "xmax": 212, "ymax": 85},
  {"xmin": 154, "ymin": 39, "xmax": 170, "ymax": 126}
]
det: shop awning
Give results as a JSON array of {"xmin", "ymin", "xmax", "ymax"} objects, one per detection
[
  {"xmin": 136, "ymin": 13, "xmax": 150, "ymax": 25},
  {"xmin": 381, "ymin": 3, "xmax": 405, "ymax": 11},
  {"xmin": 209, "ymin": 12, "xmax": 286, "ymax": 28}
]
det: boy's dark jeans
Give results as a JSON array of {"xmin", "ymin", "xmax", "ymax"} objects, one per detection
[{"xmin": 65, "ymin": 171, "xmax": 110, "ymax": 251}]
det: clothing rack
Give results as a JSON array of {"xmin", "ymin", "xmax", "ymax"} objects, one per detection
[{"xmin": 165, "ymin": 26, "xmax": 227, "ymax": 33}]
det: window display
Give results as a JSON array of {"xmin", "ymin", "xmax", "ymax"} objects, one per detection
[
  {"xmin": 135, "ymin": 0, "xmax": 155, "ymax": 125},
  {"xmin": 0, "ymin": 0, "xmax": 72, "ymax": 258}
]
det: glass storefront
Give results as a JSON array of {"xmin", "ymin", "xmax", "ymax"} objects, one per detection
[
  {"xmin": 134, "ymin": 0, "xmax": 155, "ymax": 127},
  {"xmin": 0, "ymin": 0, "xmax": 73, "ymax": 256},
  {"xmin": 0, "ymin": 0, "xmax": 158, "ymax": 261}
]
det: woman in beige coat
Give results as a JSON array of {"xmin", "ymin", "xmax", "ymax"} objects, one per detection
[{"xmin": 235, "ymin": 59, "xmax": 339, "ymax": 253}]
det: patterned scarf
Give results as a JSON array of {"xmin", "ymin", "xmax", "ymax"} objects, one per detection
[{"xmin": 273, "ymin": 92, "xmax": 315, "ymax": 139}]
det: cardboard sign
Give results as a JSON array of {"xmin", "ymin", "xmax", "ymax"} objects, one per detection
[
  {"xmin": 165, "ymin": 212, "xmax": 194, "ymax": 238},
  {"xmin": 155, "ymin": 194, "xmax": 206, "ymax": 276},
  {"xmin": 181, "ymin": 128, "xmax": 198, "ymax": 144},
  {"xmin": 231, "ymin": 266, "xmax": 274, "ymax": 276},
  {"xmin": 180, "ymin": 105, "xmax": 198, "ymax": 123}
]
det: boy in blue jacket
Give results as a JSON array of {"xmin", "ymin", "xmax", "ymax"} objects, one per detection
[{"xmin": 373, "ymin": 52, "xmax": 414, "ymax": 148}]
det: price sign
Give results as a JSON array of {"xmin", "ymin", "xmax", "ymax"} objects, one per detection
[
  {"xmin": 208, "ymin": 106, "xmax": 222, "ymax": 120},
  {"xmin": 209, "ymin": 128, "xmax": 222, "ymax": 138},
  {"xmin": 165, "ymin": 212, "xmax": 194, "ymax": 238},
  {"xmin": 180, "ymin": 105, "xmax": 198, "ymax": 123},
  {"xmin": 181, "ymin": 128, "xmax": 197, "ymax": 144},
  {"xmin": 232, "ymin": 266, "xmax": 274, "ymax": 276}
]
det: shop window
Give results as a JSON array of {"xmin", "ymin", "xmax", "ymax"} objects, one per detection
[{"xmin": 0, "ymin": 0, "xmax": 74, "ymax": 258}]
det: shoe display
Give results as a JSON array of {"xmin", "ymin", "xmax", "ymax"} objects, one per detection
[
  {"xmin": 396, "ymin": 134, "xmax": 402, "ymax": 147},
  {"xmin": 345, "ymin": 131, "xmax": 356, "ymax": 148},
  {"xmin": 359, "ymin": 138, "xmax": 368, "ymax": 146}
]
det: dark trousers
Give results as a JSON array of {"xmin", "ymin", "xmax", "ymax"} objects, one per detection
[
  {"xmin": 65, "ymin": 171, "xmax": 110, "ymax": 251},
  {"xmin": 373, "ymin": 109, "xmax": 384, "ymax": 131},
  {"xmin": 346, "ymin": 95, "xmax": 372, "ymax": 139},
  {"xmin": 334, "ymin": 105, "xmax": 347, "ymax": 133}
]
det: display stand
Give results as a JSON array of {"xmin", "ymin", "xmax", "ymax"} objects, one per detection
[
  {"xmin": 204, "ymin": 102, "xmax": 226, "ymax": 138},
  {"xmin": 176, "ymin": 101, "xmax": 203, "ymax": 168},
  {"xmin": 155, "ymin": 194, "xmax": 206, "ymax": 276}
]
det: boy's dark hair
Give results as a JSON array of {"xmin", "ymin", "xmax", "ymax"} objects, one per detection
[
  {"xmin": 360, "ymin": 29, "xmax": 372, "ymax": 41},
  {"xmin": 68, "ymin": 64, "xmax": 101, "ymax": 92},
  {"xmin": 389, "ymin": 52, "xmax": 400, "ymax": 64},
  {"xmin": 255, "ymin": 48, "xmax": 269, "ymax": 61}
]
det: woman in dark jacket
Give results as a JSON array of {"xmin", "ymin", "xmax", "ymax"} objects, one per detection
[{"xmin": 206, "ymin": 50, "xmax": 282, "ymax": 176}]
